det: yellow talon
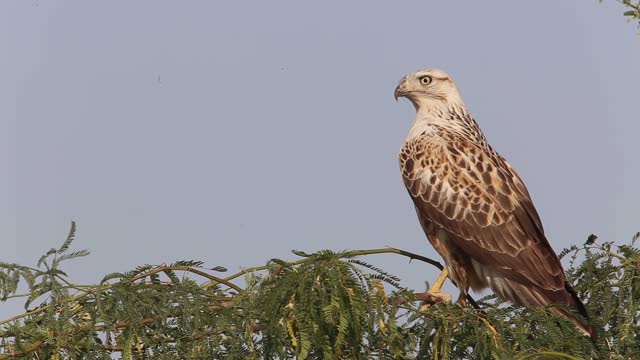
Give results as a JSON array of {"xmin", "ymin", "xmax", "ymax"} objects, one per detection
[{"xmin": 419, "ymin": 269, "xmax": 452, "ymax": 310}]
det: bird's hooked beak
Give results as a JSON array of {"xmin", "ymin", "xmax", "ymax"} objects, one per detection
[{"xmin": 394, "ymin": 78, "xmax": 408, "ymax": 102}]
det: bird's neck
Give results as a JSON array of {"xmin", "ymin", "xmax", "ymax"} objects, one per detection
[{"xmin": 407, "ymin": 103, "xmax": 489, "ymax": 147}]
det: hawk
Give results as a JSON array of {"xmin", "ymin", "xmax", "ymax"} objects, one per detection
[{"xmin": 394, "ymin": 68, "xmax": 594, "ymax": 338}]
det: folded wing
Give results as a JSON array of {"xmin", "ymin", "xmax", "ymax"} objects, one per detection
[{"xmin": 400, "ymin": 131, "xmax": 565, "ymax": 292}]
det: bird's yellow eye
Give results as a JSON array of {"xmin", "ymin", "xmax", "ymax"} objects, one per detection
[{"xmin": 419, "ymin": 76, "xmax": 432, "ymax": 85}]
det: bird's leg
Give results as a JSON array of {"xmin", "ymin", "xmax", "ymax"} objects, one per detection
[
  {"xmin": 456, "ymin": 290, "xmax": 467, "ymax": 305},
  {"xmin": 417, "ymin": 268, "xmax": 452, "ymax": 309},
  {"xmin": 429, "ymin": 268, "xmax": 449, "ymax": 294}
]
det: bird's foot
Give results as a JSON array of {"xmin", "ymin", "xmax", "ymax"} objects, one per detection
[
  {"xmin": 415, "ymin": 268, "xmax": 453, "ymax": 310},
  {"xmin": 415, "ymin": 291, "xmax": 453, "ymax": 311}
]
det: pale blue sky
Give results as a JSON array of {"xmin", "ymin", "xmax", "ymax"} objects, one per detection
[{"xmin": 1, "ymin": 1, "xmax": 638, "ymax": 320}]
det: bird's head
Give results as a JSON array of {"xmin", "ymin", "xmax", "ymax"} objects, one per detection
[{"xmin": 394, "ymin": 68, "xmax": 464, "ymax": 111}]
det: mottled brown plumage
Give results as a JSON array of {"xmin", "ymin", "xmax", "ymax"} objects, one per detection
[{"xmin": 395, "ymin": 68, "xmax": 594, "ymax": 338}]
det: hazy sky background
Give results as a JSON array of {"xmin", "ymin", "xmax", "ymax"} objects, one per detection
[{"xmin": 1, "ymin": 1, "xmax": 638, "ymax": 320}]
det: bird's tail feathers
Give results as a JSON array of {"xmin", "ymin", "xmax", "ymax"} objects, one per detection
[
  {"xmin": 559, "ymin": 281, "xmax": 597, "ymax": 342},
  {"xmin": 497, "ymin": 278, "xmax": 596, "ymax": 341},
  {"xmin": 547, "ymin": 304, "xmax": 596, "ymax": 341}
]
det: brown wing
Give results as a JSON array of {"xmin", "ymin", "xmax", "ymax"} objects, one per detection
[{"xmin": 400, "ymin": 132, "xmax": 565, "ymax": 291}]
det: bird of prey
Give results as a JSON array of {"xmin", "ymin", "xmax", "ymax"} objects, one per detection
[{"xmin": 394, "ymin": 68, "xmax": 594, "ymax": 338}]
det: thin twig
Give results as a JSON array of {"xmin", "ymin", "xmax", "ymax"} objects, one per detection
[
  {"xmin": 0, "ymin": 340, "xmax": 44, "ymax": 359},
  {"xmin": 128, "ymin": 265, "xmax": 243, "ymax": 293}
]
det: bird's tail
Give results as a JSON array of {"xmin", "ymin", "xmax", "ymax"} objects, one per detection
[
  {"xmin": 548, "ymin": 281, "xmax": 596, "ymax": 341},
  {"xmin": 501, "ymin": 278, "xmax": 596, "ymax": 341}
]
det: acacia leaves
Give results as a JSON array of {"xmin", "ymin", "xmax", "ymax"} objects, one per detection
[{"xmin": 0, "ymin": 225, "xmax": 638, "ymax": 359}]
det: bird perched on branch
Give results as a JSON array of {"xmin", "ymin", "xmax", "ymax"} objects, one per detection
[{"xmin": 394, "ymin": 68, "xmax": 595, "ymax": 339}]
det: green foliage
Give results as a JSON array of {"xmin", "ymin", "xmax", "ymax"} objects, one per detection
[
  {"xmin": 602, "ymin": 0, "xmax": 640, "ymax": 28},
  {"xmin": 0, "ymin": 223, "xmax": 639, "ymax": 359}
]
